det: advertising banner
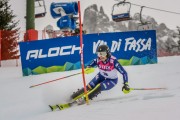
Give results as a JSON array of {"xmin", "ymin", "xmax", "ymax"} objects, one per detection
[{"xmin": 19, "ymin": 30, "xmax": 157, "ymax": 76}]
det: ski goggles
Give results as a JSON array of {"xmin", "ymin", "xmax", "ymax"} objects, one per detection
[{"xmin": 97, "ymin": 52, "xmax": 107, "ymax": 57}]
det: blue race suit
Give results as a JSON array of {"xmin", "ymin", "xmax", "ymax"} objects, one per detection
[{"xmin": 87, "ymin": 55, "xmax": 128, "ymax": 91}]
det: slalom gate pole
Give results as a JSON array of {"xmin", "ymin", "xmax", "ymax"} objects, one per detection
[
  {"xmin": 0, "ymin": 30, "xmax": 1, "ymax": 67},
  {"xmin": 131, "ymin": 87, "xmax": 167, "ymax": 90},
  {"xmin": 78, "ymin": 1, "xmax": 89, "ymax": 105},
  {"xmin": 29, "ymin": 72, "xmax": 81, "ymax": 88}
]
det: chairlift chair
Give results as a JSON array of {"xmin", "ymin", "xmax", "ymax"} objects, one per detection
[
  {"xmin": 35, "ymin": 0, "xmax": 47, "ymax": 18},
  {"xmin": 137, "ymin": 6, "xmax": 154, "ymax": 30},
  {"xmin": 137, "ymin": 22, "xmax": 154, "ymax": 30},
  {"xmin": 111, "ymin": 0, "xmax": 132, "ymax": 22}
]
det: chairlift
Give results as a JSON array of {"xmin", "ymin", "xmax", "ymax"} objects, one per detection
[
  {"xmin": 137, "ymin": 6, "xmax": 154, "ymax": 30},
  {"xmin": 111, "ymin": 0, "xmax": 132, "ymax": 22},
  {"xmin": 177, "ymin": 26, "xmax": 180, "ymax": 34},
  {"xmin": 35, "ymin": 0, "xmax": 47, "ymax": 18},
  {"xmin": 138, "ymin": 22, "xmax": 154, "ymax": 30}
]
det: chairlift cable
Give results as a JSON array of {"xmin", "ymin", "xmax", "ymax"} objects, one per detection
[{"xmin": 131, "ymin": 3, "xmax": 180, "ymax": 15}]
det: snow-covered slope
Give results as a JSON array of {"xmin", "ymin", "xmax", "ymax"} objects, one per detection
[{"xmin": 0, "ymin": 56, "xmax": 180, "ymax": 120}]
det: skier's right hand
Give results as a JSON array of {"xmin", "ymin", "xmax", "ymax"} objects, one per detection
[
  {"xmin": 84, "ymin": 67, "xmax": 95, "ymax": 74},
  {"xmin": 122, "ymin": 82, "xmax": 131, "ymax": 94}
]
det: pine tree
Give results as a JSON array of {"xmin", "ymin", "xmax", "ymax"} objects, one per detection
[{"xmin": 0, "ymin": 0, "xmax": 20, "ymax": 60}]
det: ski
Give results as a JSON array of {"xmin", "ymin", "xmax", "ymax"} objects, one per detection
[
  {"xmin": 49, "ymin": 88, "xmax": 94, "ymax": 111},
  {"xmin": 49, "ymin": 104, "xmax": 58, "ymax": 111},
  {"xmin": 49, "ymin": 100, "xmax": 77, "ymax": 111},
  {"xmin": 49, "ymin": 84, "xmax": 101, "ymax": 111},
  {"xmin": 49, "ymin": 92, "xmax": 86, "ymax": 111}
]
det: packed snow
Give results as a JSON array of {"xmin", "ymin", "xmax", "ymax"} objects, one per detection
[{"xmin": 0, "ymin": 56, "xmax": 180, "ymax": 120}]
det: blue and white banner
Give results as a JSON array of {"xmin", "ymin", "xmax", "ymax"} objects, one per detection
[{"xmin": 19, "ymin": 30, "xmax": 157, "ymax": 76}]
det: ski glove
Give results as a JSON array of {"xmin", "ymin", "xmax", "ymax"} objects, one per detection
[
  {"xmin": 84, "ymin": 67, "xmax": 95, "ymax": 74},
  {"xmin": 122, "ymin": 82, "xmax": 131, "ymax": 94}
]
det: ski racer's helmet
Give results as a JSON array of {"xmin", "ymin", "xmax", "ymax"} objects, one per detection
[{"xmin": 97, "ymin": 45, "xmax": 111, "ymax": 58}]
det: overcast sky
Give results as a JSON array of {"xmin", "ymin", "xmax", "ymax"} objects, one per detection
[{"xmin": 9, "ymin": 0, "xmax": 180, "ymax": 31}]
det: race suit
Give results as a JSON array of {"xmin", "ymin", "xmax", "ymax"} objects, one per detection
[{"xmin": 87, "ymin": 55, "xmax": 128, "ymax": 91}]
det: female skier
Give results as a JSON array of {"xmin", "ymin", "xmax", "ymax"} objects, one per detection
[{"xmin": 71, "ymin": 44, "xmax": 131, "ymax": 104}]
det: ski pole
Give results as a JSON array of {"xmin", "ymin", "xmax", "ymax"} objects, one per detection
[
  {"xmin": 29, "ymin": 72, "xmax": 81, "ymax": 88},
  {"xmin": 130, "ymin": 87, "xmax": 167, "ymax": 90}
]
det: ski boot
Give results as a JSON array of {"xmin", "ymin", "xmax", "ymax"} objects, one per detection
[
  {"xmin": 75, "ymin": 83, "xmax": 102, "ymax": 104},
  {"xmin": 71, "ymin": 84, "xmax": 92, "ymax": 100},
  {"xmin": 76, "ymin": 96, "xmax": 86, "ymax": 105}
]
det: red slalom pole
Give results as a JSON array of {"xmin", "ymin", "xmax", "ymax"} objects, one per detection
[
  {"xmin": 78, "ymin": 1, "xmax": 89, "ymax": 104},
  {"xmin": 29, "ymin": 72, "xmax": 81, "ymax": 88},
  {"xmin": 0, "ymin": 30, "xmax": 1, "ymax": 67}
]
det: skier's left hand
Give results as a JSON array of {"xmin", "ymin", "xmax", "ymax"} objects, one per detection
[
  {"xmin": 122, "ymin": 82, "xmax": 131, "ymax": 94},
  {"xmin": 84, "ymin": 67, "xmax": 95, "ymax": 74}
]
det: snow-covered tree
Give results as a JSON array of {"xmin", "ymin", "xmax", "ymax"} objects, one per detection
[{"xmin": 0, "ymin": 0, "xmax": 20, "ymax": 60}]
